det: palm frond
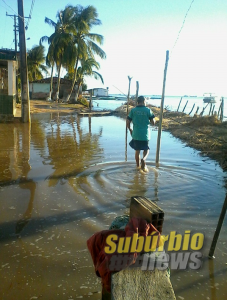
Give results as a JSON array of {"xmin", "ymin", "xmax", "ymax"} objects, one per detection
[
  {"xmin": 39, "ymin": 36, "xmax": 49, "ymax": 45},
  {"xmin": 42, "ymin": 4, "xmax": 105, "ymax": 100},
  {"xmin": 45, "ymin": 17, "xmax": 57, "ymax": 28},
  {"xmin": 92, "ymin": 71, "xmax": 104, "ymax": 84},
  {"xmin": 85, "ymin": 33, "xmax": 104, "ymax": 45},
  {"xmin": 39, "ymin": 64, "xmax": 49, "ymax": 74},
  {"xmin": 86, "ymin": 40, "xmax": 106, "ymax": 59}
]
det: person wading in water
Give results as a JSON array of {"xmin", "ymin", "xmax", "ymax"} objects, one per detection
[{"xmin": 126, "ymin": 96, "xmax": 156, "ymax": 171}]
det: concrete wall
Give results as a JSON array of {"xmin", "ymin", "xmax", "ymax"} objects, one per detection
[
  {"xmin": 30, "ymin": 82, "xmax": 76, "ymax": 100},
  {"xmin": 33, "ymin": 83, "xmax": 50, "ymax": 93},
  {"xmin": 0, "ymin": 94, "xmax": 16, "ymax": 120},
  {"xmin": 30, "ymin": 83, "xmax": 50, "ymax": 99},
  {"xmin": 0, "ymin": 60, "xmax": 17, "ymax": 119},
  {"xmin": 8, "ymin": 61, "xmax": 17, "ymax": 96}
]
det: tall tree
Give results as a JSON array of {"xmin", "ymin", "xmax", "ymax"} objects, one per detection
[
  {"xmin": 75, "ymin": 57, "xmax": 104, "ymax": 99},
  {"xmin": 40, "ymin": 34, "xmax": 56, "ymax": 100},
  {"xmin": 41, "ymin": 6, "xmax": 77, "ymax": 101},
  {"xmin": 41, "ymin": 5, "xmax": 106, "ymax": 102},
  {"xmin": 27, "ymin": 45, "xmax": 48, "ymax": 81},
  {"xmin": 66, "ymin": 5, "xmax": 106, "ymax": 103}
]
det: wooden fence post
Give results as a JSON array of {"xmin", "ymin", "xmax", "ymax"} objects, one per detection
[
  {"xmin": 218, "ymin": 101, "xmax": 222, "ymax": 119},
  {"xmin": 220, "ymin": 97, "xmax": 224, "ymax": 122},
  {"xmin": 125, "ymin": 76, "xmax": 132, "ymax": 162},
  {"xmin": 209, "ymin": 103, "xmax": 213, "ymax": 115},
  {"xmin": 188, "ymin": 103, "xmax": 195, "ymax": 115},
  {"xmin": 195, "ymin": 106, "xmax": 199, "ymax": 115},
  {"xmin": 135, "ymin": 81, "xmax": 139, "ymax": 103},
  {"xmin": 156, "ymin": 50, "xmax": 169, "ymax": 165},
  {"xmin": 211, "ymin": 105, "xmax": 215, "ymax": 115},
  {"xmin": 126, "ymin": 76, "xmax": 132, "ymax": 115},
  {"xmin": 182, "ymin": 100, "xmax": 188, "ymax": 113},
  {"xmin": 200, "ymin": 103, "xmax": 209, "ymax": 116},
  {"xmin": 177, "ymin": 97, "xmax": 183, "ymax": 112},
  {"xmin": 209, "ymin": 193, "xmax": 227, "ymax": 258}
]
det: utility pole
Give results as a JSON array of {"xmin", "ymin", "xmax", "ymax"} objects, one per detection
[
  {"xmin": 14, "ymin": 15, "xmax": 18, "ymax": 60},
  {"xmin": 6, "ymin": 13, "xmax": 18, "ymax": 58},
  {"xmin": 14, "ymin": 15, "xmax": 19, "ymax": 104},
  {"xmin": 17, "ymin": 0, "xmax": 30, "ymax": 122}
]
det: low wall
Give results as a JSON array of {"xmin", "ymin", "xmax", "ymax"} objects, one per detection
[
  {"xmin": 0, "ymin": 94, "xmax": 16, "ymax": 118},
  {"xmin": 30, "ymin": 91, "xmax": 49, "ymax": 100}
]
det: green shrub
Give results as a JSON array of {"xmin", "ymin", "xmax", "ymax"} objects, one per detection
[{"xmin": 78, "ymin": 97, "xmax": 89, "ymax": 107}]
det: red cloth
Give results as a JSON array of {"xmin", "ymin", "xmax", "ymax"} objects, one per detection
[{"xmin": 87, "ymin": 217, "xmax": 160, "ymax": 292}]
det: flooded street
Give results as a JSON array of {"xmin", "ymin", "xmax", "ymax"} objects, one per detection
[{"xmin": 0, "ymin": 112, "xmax": 227, "ymax": 300}]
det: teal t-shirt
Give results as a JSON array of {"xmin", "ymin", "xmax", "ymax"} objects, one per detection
[{"xmin": 127, "ymin": 106, "xmax": 155, "ymax": 141}]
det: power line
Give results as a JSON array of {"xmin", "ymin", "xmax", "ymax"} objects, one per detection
[
  {"xmin": 171, "ymin": 0, "xmax": 195, "ymax": 53},
  {"xmin": 26, "ymin": 0, "xmax": 36, "ymax": 29},
  {"xmin": 1, "ymin": 0, "xmax": 27, "ymax": 23},
  {"xmin": 2, "ymin": 8, "xmax": 7, "ymax": 46},
  {"xmin": 1, "ymin": 0, "xmax": 17, "ymax": 15},
  {"xmin": 9, "ymin": 41, "xmax": 14, "ymax": 49}
]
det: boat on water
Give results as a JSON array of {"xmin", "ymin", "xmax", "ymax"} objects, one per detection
[
  {"xmin": 203, "ymin": 93, "xmax": 219, "ymax": 103},
  {"xmin": 184, "ymin": 95, "xmax": 197, "ymax": 97},
  {"xmin": 97, "ymin": 96, "xmax": 116, "ymax": 100},
  {"xmin": 150, "ymin": 95, "xmax": 162, "ymax": 99}
]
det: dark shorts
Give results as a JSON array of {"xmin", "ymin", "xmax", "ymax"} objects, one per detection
[{"xmin": 129, "ymin": 139, "xmax": 150, "ymax": 151}]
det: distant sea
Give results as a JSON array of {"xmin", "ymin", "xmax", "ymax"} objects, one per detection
[{"xmin": 93, "ymin": 94, "xmax": 227, "ymax": 121}]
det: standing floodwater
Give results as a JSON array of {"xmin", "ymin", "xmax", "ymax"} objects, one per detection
[{"xmin": 0, "ymin": 113, "xmax": 226, "ymax": 299}]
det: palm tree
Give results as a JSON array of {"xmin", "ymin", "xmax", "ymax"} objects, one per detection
[
  {"xmin": 66, "ymin": 5, "xmax": 106, "ymax": 103},
  {"xmin": 27, "ymin": 45, "xmax": 48, "ymax": 81},
  {"xmin": 40, "ymin": 6, "xmax": 77, "ymax": 101},
  {"xmin": 40, "ymin": 30, "xmax": 58, "ymax": 100},
  {"xmin": 75, "ymin": 57, "xmax": 104, "ymax": 99}
]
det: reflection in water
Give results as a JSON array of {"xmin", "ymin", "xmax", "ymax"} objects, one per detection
[
  {"xmin": 16, "ymin": 179, "xmax": 36, "ymax": 234},
  {"xmin": 0, "ymin": 113, "xmax": 226, "ymax": 300},
  {"xmin": 0, "ymin": 124, "xmax": 36, "ymax": 234},
  {"xmin": 43, "ymin": 115, "xmax": 103, "ymax": 183},
  {"xmin": 154, "ymin": 168, "xmax": 159, "ymax": 200},
  {"xmin": 16, "ymin": 125, "xmax": 36, "ymax": 234},
  {"xmin": 209, "ymin": 258, "xmax": 217, "ymax": 300},
  {"xmin": 126, "ymin": 166, "xmax": 159, "ymax": 202}
]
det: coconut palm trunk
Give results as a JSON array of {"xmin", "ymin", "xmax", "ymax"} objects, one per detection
[
  {"xmin": 49, "ymin": 65, "xmax": 54, "ymax": 99},
  {"xmin": 74, "ymin": 86, "xmax": 79, "ymax": 102},
  {"xmin": 66, "ymin": 57, "xmax": 79, "ymax": 103},
  {"xmin": 74, "ymin": 82, "xmax": 82, "ymax": 101},
  {"xmin": 56, "ymin": 64, "xmax": 61, "ymax": 102}
]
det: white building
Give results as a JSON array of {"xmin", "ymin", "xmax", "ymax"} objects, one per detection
[{"xmin": 92, "ymin": 88, "xmax": 108, "ymax": 97}]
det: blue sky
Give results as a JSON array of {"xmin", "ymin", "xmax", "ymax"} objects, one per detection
[{"xmin": 1, "ymin": 0, "xmax": 227, "ymax": 96}]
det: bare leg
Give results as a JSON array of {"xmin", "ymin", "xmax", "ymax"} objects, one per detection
[
  {"xmin": 143, "ymin": 150, "xmax": 149, "ymax": 161},
  {"xmin": 135, "ymin": 150, "xmax": 140, "ymax": 167},
  {"xmin": 141, "ymin": 150, "xmax": 149, "ymax": 170}
]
